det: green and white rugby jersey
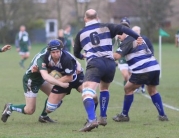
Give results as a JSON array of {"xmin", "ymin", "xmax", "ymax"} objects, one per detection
[{"xmin": 25, "ymin": 47, "xmax": 48, "ymax": 81}]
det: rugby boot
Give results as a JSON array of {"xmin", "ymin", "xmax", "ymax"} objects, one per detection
[
  {"xmin": 158, "ymin": 115, "xmax": 169, "ymax": 121},
  {"xmin": 1, "ymin": 103, "xmax": 12, "ymax": 122},
  {"xmin": 112, "ymin": 113, "xmax": 130, "ymax": 122},
  {"xmin": 79, "ymin": 120, "xmax": 98, "ymax": 132},
  {"xmin": 38, "ymin": 116, "xmax": 56, "ymax": 123},
  {"xmin": 98, "ymin": 116, "xmax": 107, "ymax": 126}
]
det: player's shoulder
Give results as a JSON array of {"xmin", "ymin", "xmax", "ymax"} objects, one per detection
[{"xmin": 61, "ymin": 50, "xmax": 75, "ymax": 61}]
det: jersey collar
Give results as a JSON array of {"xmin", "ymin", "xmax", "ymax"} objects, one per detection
[
  {"xmin": 48, "ymin": 51, "xmax": 62, "ymax": 67},
  {"xmin": 85, "ymin": 20, "xmax": 99, "ymax": 26}
]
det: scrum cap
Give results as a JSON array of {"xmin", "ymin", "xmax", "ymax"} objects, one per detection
[
  {"xmin": 47, "ymin": 39, "xmax": 64, "ymax": 51},
  {"xmin": 120, "ymin": 17, "xmax": 130, "ymax": 27}
]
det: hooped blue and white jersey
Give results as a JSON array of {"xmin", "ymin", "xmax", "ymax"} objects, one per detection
[
  {"xmin": 74, "ymin": 20, "xmax": 139, "ymax": 62},
  {"xmin": 116, "ymin": 36, "xmax": 160, "ymax": 73}
]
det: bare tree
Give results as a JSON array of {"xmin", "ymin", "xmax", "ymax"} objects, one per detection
[
  {"xmin": 0, "ymin": 0, "xmax": 47, "ymax": 43},
  {"xmin": 125, "ymin": 0, "xmax": 173, "ymax": 38}
]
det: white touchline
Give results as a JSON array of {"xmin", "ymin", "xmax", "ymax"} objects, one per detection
[{"xmin": 113, "ymin": 80, "xmax": 179, "ymax": 112}]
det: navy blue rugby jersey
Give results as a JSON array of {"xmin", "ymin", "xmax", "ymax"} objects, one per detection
[{"xmin": 44, "ymin": 50, "xmax": 78, "ymax": 81}]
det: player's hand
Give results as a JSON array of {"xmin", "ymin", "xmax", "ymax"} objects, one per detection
[
  {"xmin": 82, "ymin": 53, "xmax": 87, "ymax": 58},
  {"xmin": 31, "ymin": 65, "xmax": 38, "ymax": 73},
  {"xmin": 136, "ymin": 37, "xmax": 143, "ymax": 45},
  {"xmin": 16, "ymin": 48, "xmax": 20, "ymax": 52},
  {"xmin": 28, "ymin": 46, "xmax": 31, "ymax": 50},
  {"xmin": 60, "ymin": 82, "xmax": 69, "ymax": 88},
  {"xmin": 1, "ymin": 45, "xmax": 11, "ymax": 52}
]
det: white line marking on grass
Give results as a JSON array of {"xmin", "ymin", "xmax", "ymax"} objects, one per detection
[{"xmin": 113, "ymin": 80, "xmax": 179, "ymax": 112}]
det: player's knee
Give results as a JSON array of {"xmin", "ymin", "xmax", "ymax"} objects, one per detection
[
  {"xmin": 25, "ymin": 108, "xmax": 35, "ymax": 115},
  {"xmin": 46, "ymin": 101, "xmax": 58, "ymax": 113},
  {"xmin": 82, "ymin": 88, "xmax": 96, "ymax": 100}
]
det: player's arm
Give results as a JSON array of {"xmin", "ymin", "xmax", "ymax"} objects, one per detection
[
  {"xmin": 0, "ymin": 45, "xmax": 11, "ymax": 52},
  {"xmin": 28, "ymin": 38, "xmax": 31, "ymax": 50},
  {"xmin": 114, "ymin": 40, "xmax": 133, "ymax": 60},
  {"xmin": 113, "ymin": 52, "xmax": 122, "ymax": 60},
  {"xmin": 175, "ymin": 35, "xmax": 178, "ymax": 47},
  {"xmin": 36, "ymin": 58, "xmax": 69, "ymax": 88},
  {"xmin": 58, "ymin": 60, "xmax": 76, "ymax": 82},
  {"xmin": 106, "ymin": 23, "xmax": 143, "ymax": 45},
  {"xmin": 74, "ymin": 32, "xmax": 85, "ymax": 59},
  {"xmin": 40, "ymin": 69, "xmax": 69, "ymax": 88},
  {"xmin": 76, "ymin": 60, "xmax": 83, "ymax": 74}
]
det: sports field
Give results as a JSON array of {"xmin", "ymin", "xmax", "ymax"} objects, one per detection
[{"xmin": 0, "ymin": 43, "xmax": 178, "ymax": 138}]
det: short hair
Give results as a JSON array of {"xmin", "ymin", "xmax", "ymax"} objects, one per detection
[
  {"xmin": 85, "ymin": 10, "xmax": 97, "ymax": 20},
  {"xmin": 132, "ymin": 26, "xmax": 141, "ymax": 35}
]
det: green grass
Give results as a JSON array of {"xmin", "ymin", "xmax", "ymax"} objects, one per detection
[{"xmin": 0, "ymin": 43, "xmax": 179, "ymax": 138}]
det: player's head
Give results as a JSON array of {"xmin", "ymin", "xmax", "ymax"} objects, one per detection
[
  {"xmin": 84, "ymin": 9, "xmax": 98, "ymax": 22},
  {"xmin": 47, "ymin": 39, "xmax": 64, "ymax": 52},
  {"xmin": 132, "ymin": 26, "xmax": 141, "ymax": 35},
  {"xmin": 120, "ymin": 17, "xmax": 130, "ymax": 28},
  {"xmin": 20, "ymin": 25, "xmax": 26, "ymax": 32}
]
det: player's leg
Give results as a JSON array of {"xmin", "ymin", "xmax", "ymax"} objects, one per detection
[
  {"xmin": 146, "ymin": 71, "xmax": 168, "ymax": 121},
  {"xmin": 98, "ymin": 81, "xmax": 110, "ymax": 126},
  {"xmin": 113, "ymin": 73, "xmax": 141, "ymax": 122},
  {"xmin": 141, "ymin": 84, "xmax": 146, "ymax": 93},
  {"xmin": 79, "ymin": 59, "xmax": 101, "ymax": 132},
  {"xmin": 39, "ymin": 84, "xmax": 68, "ymax": 123},
  {"xmin": 19, "ymin": 52, "xmax": 25, "ymax": 68},
  {"xmin": 38, "ymin": 81, "xmax": 54, "ymax": 122},
  {"xmin": 118, "ymin": 63, "xmax": 130, "ymax": 86},
  {"xmin": 76, "ymin": 72, "xmax": 99, "ymax": 121},
  {"xmin": 1, "ymin": 76, "xmax": 41, "ymax": 123}
]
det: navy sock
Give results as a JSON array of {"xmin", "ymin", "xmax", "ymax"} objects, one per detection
[
  {"xmin": 100, "ymin": 91, "xmax": 109, "ymax": 117},
  {"xmin": 83, "ymin": 98, "xmax": 96, "ymax": 121},
  {"xmin": 122, "ymin": 94, "xmax": 134, "ymax": 116},
  {"xmin": 141, "ymin": 84, "xmax": 145, "ymax": 89},
  {"xmin": 151, "ymin": 93, "xmax": 165, "ymax": 116},
  {"xmin": 94, "ymin": 102, "xmax": 98, "ymax": 111}
]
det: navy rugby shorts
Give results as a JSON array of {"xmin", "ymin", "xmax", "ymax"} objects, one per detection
[
  {"xmin": 129, "ymin": 70, "xmax": 160, "ymax": 85},
  {"xmin": 51, "ymin": 72, "xmax": 84, "ymax": 95},
  {"xmin": 84, "ymin": 57, "xmax": 116, "ymax": 83}
]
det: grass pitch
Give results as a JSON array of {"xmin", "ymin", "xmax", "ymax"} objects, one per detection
[{"xmin": 0, "ymin": 43, "xmax": 178, "ymax": 138}]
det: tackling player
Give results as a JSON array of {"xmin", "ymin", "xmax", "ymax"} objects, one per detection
[{"xmin": 1, "ymin": 40, "xmax": 69, "ymax": 123}]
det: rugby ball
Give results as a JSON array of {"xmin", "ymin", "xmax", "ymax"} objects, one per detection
[{"xmin": 50, "ymin": 70, "xmax": 62, "ymax": 79}]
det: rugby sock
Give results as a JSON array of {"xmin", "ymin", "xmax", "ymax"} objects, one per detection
[
  {"xmin": 151, "ymin": 93, "xmax": 165, "ymax": 116},
  {"xmin": 83, "ymin": 98, "xmax": 96, "ymax": 121},
  {"xmin": 141, "ymin": 84, "xmax": 145, "ymax": 89},
  {"xmin": 10, "ymin": 104, "xmax": 26, "ymax": 114},
  {"xmin": 41, "ymin": 98, "xmax": 48, "ymax": 116},
  {"xmin": 20, "ymin": 59, "xmax": 26, "ymax": 65},
  {"xmin": 122, "ymin": 94, "xmax": 134, "ymax": 116},
  {"xmin": 100, "ymin": 91, "xmax": 109, "ymax": 117},
  {"xmin": 94, "ymin": 102, "xmax": 98, "ymax": 111},
  {"xmin": 57, "ymin": 100, "xmax": 63, "ymax": 108},
  {"xmin": 123, "ymin": 81, "xmax": 127, "ymax": 86}
]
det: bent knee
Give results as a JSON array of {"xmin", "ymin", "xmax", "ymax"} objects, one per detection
[{"xmin": 24, "ymin": 108, "xmax": 35, "ymax": 115}]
